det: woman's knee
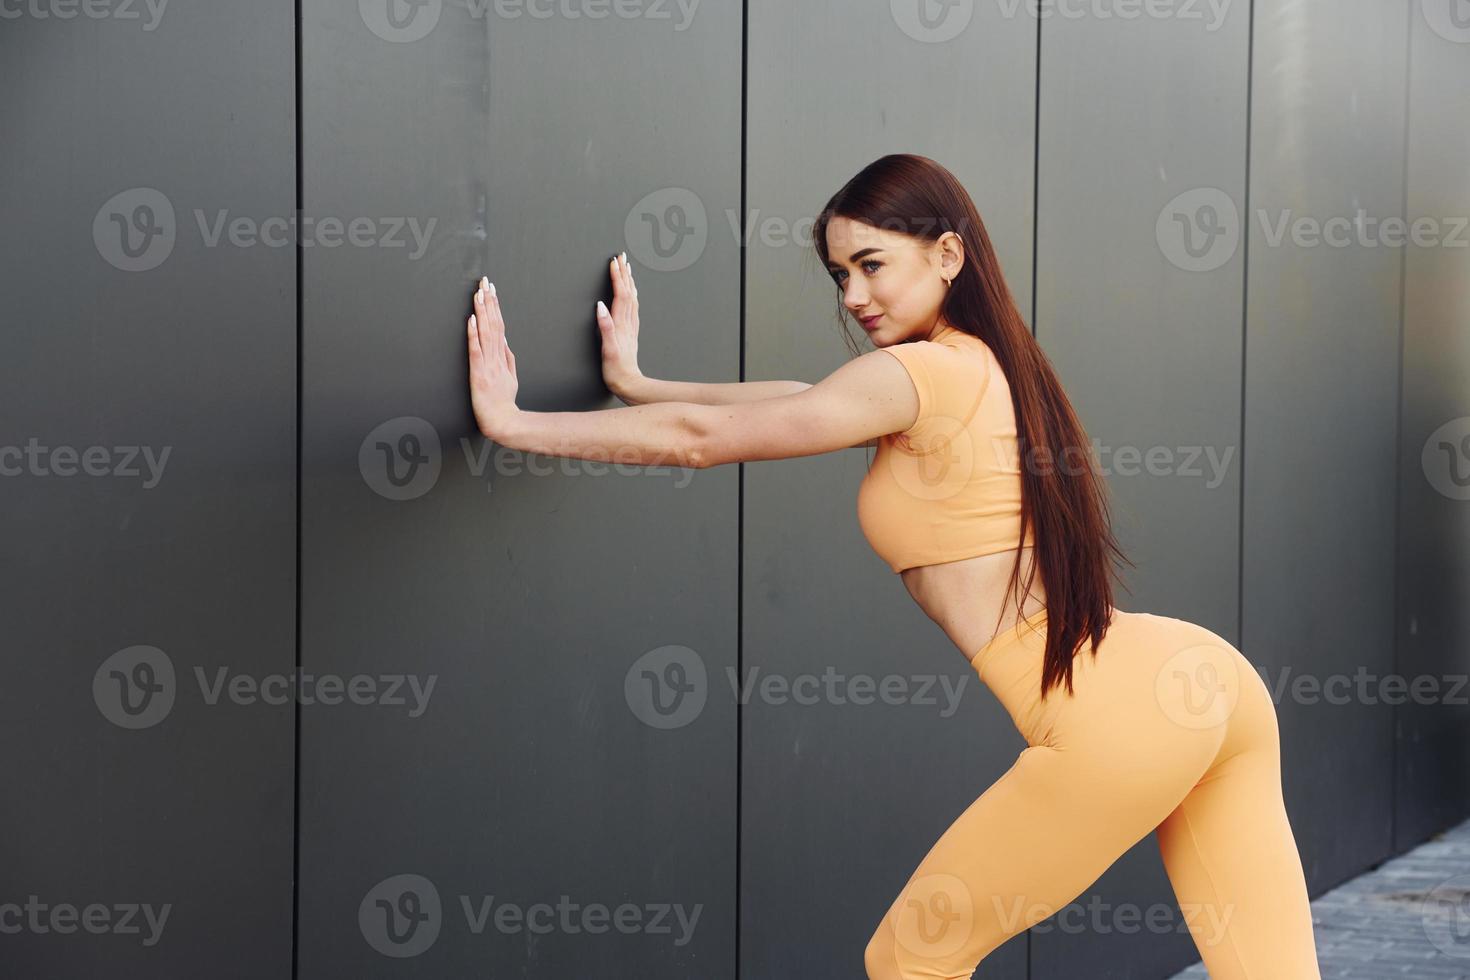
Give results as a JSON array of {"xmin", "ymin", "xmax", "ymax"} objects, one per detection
[
  {"xmin": 863, "ymin": 924, "xmax": 901, "ymax": 980},
  {"xmin": 863, "ymin": 877, "xmax": 995, "ymax": 980}
]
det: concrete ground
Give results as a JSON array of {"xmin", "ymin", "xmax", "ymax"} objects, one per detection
[{"xmin": 1167, "ymin": 816, "xmax": 1470, "ymax": 979}]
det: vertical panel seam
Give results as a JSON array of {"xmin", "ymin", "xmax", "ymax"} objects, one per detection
[
  {"xmin": 292, "ymin": 0, "xmax": 304, "ymax": 974},
  {"xmin": 738, "ymin": 1, "xmax": 748, "ymax": 977},
  {"xmin": 1028, "ymin": 7, "xmax": 1042, "ymax": 976},
  {"xmin": 1237, "ymin": 0, "xmax": 1254, "ymax": 661},
  {"xmin": 1391, "ymin": 0, "xmax": 1414, "ymax": 852}
]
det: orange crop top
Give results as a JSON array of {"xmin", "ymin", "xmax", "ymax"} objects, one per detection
[{"xmin": 856, "ymin": 322, "xmax": 1035, "ymax": 573}]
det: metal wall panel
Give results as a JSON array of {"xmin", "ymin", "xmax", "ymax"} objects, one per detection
[
  {"xmin": 0, "ymin": 6, "xmax": 296, "ymax": 979},
  {"xmin": 1034, "ymin": 5, "xmax": 1251, "ymax": 978},
  {"xmin": 1243, "ymin": 0, "xmax": 1408, "ymax": 894},
  {"xmin": 1396, "ymin": 0, "xmax": 1470, "ymax": 849},
  {"xmin": 297, "ymin": 4, "xmax": 742, "ymax": 977},
  {"xmin": 743, "ymin": 3, "xmax": 1037, "ymax": 977}
]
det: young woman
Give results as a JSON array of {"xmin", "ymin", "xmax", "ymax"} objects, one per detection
[{"xmin": 465, "ymin": 154, "xmax": 1321, "ymax": 980}]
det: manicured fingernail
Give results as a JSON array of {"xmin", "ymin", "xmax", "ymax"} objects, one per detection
[{"xmin": 488, "ymin": 282, "xmax": 496, "ymax": 297}]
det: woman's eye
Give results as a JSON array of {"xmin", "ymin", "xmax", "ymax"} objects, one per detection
[{"xmin": 832, "ymin": 261, "xmax": 882, "ymax": 284}]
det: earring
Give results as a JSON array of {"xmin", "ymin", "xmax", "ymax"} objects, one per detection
[{"xmin": 943, "ymin": 276, "xmax": 952, "ymax": 288}]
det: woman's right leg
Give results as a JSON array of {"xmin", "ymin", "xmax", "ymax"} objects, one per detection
[
  {"xmin": 863, "ymin": 612, "xmax": 1235, "ymax": 979},
  {"xmin": 1154, "ymin": 641, "xmax": 1322, "ymax": 979}
]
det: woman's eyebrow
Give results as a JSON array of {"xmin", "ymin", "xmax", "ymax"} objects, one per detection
[{"xmin": 827, "ymin": 247, "xmax": 884, "ymax": 270}]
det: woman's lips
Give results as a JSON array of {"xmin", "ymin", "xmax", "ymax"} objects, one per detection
[{"xmin": 861, "ymin": 315, "xmax": 882, "ymax": 329}]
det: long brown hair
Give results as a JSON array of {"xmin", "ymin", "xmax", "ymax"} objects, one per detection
[{"xmin": 811, "ymin": 153, "xmax": 1134, "ymax": 701}]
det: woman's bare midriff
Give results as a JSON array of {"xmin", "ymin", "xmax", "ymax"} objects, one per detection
[{"xmin": 899, "ymin": 547, "xmax": 1047, "ymax": 665}]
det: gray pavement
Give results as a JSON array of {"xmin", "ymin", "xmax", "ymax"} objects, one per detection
[{"xmin": 1167, "ymin": 816, "xmax": 1470, "ymax": 979}]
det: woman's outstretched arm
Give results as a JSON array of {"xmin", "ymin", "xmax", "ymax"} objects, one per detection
[
  {"xmin": 611, "ymin": 374, "xmax": 809, "ymax": 407},
  {"xmin": 596, "ymin": 253, "xmax": 825, "ymax": 412},
  {"xmin": 598, "ymin": 254, "xmax": 872, "ymax": 445},
  {"xmin": 471, "ymin": 278, "xmax": 912, "ymax": 468}
]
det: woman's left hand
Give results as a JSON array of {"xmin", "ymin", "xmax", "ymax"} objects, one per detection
[{"xmin": 467, "ymin": 276, "xmax": 520, "ymax": 439}]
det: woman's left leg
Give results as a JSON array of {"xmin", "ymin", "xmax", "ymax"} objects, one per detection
[
  {"xmin": 863, "ymin": 734, "xmax": 1223, "ymax": 978},
  {"xmin": 864, "ymin": 612, "xmax": 1239, "ymax": 979}
]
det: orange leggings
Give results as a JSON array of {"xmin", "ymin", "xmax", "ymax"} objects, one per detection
[{"xmin": 864, "ymin": 608, "xmax": 1321, "ymax": 979}]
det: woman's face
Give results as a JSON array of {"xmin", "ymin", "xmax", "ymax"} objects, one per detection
[{"xmin": 824, "ymin": 216, "xmax": 962, "ymax": 346}]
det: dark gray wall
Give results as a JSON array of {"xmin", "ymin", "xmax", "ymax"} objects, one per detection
[
  {"xmin": 1396, "ymin": 0, "xmax": 1470, "ymax": 849},
  {"xmin": 295, "ymin": 1, "xmax": 741, "ymax": 977},
  {"xmin": 1243, "ymin": 0, "xmax": 1407, "ymax": 897},
  {"xmin": 0, "ymin": 4, "xmax": 297, "ymax": 979},
  {"xmin": 4, "ymin": 2, "xmax": 1468, "ymax": 979}
]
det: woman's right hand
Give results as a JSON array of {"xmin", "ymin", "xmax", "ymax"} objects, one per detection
[{"xmin": 596, "ymin": 252, "xmax": 642, "ymax": 396}]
